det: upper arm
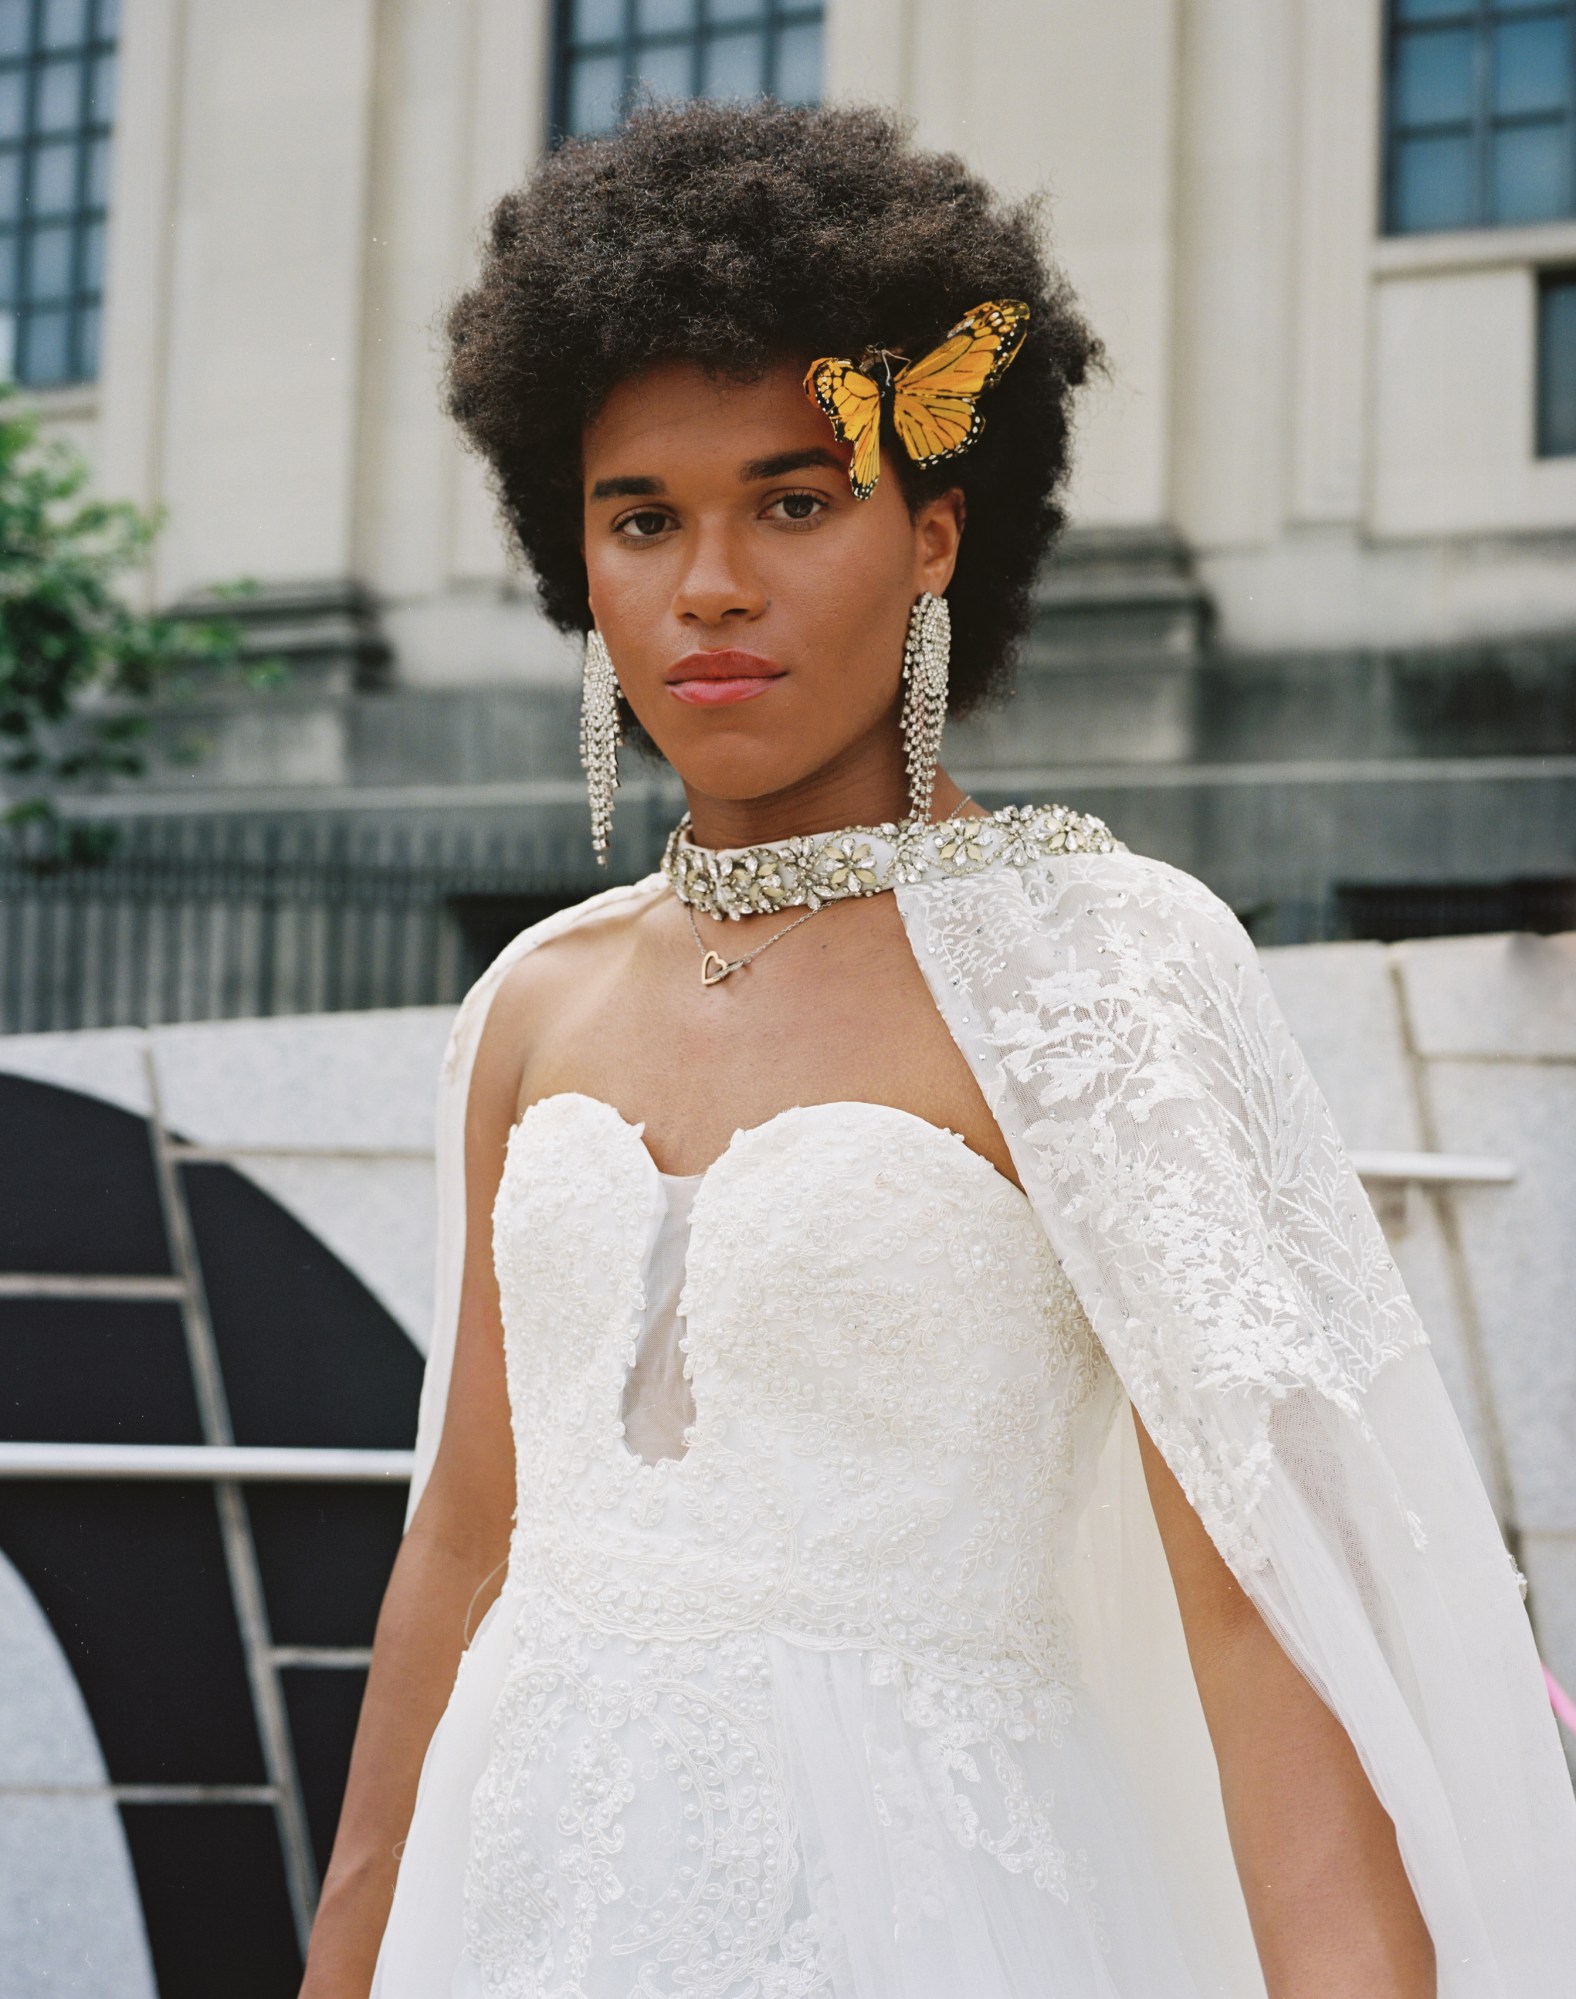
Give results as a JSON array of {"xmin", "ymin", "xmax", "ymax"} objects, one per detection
[{"xmin": 1131, "ymin": 1403, "xmax": 1261, "ymax": 1677}]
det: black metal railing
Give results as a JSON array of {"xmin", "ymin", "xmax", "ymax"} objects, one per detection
[
  {"xmin": 4, "ymin": 801, "xmax": 1572, "ymax": 1033},
  {"xmin": 0, "ymin": 808, "xmax": 654, "ymax": 1032}
]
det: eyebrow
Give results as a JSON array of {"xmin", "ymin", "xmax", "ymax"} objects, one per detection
[
  {"xmin": 739, "ymin": 446, "xmax": 842, "ymax": 481},
  {"xmin": 588, "ymin": 446, "xmax": 842, "ymax": 502},
  {"xmin": 588, "ymin": 474, "xmax": 665, "ymax": 501}
]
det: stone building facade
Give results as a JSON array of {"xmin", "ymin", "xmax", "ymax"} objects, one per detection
[{"xmin": 5, "ymin": 0, "xmax": 1575, "ymax": 1002}]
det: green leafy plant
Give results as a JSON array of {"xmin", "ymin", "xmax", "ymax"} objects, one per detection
[{"xmin": 0, "ymin": 382, "xmax": 285, "ymax": 865}]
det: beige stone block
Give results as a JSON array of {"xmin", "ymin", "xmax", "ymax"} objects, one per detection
[
  {"xmin": 148, "ymin": 1006, "xmax": 454, "ymax": 1155},
  {"xmin": 1424, "ymin": 1062, "xmax": 1576, "ymax": 1530},
  {"xmin": 1398, "ymin": 932, "xmax": 1576, "ymax": 1061},
  {"xmin": 1261, "ymin": 941, "xmax": 1422, "ymax": 1152},
  {"xmin": 1372, "ymin": 264, "xmax": 1576, "ymax": 538},
  {"xmin": 0, "ymin": 1028, "xmax": 153, "ymax": 1119}
]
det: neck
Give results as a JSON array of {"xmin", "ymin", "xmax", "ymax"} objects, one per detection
[{"xmin": 681, "ymin": 738, "xmax": 973, "ymax": 851}]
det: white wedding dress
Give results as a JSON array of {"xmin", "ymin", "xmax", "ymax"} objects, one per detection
[
  {"xmin": 374, "ymin": 809, "xmax": 1576, "ymax": 1998},
  {"xmin": 377, "ymin": 1091, "xmax": 1223, "ymax": 1996}
]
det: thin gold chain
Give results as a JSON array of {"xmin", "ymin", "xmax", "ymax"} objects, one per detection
[{"xmin": 684, "ymin": 900, "xmax": 827, "ymax": 986}]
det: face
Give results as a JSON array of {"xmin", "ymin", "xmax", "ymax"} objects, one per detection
[{"xmin": 581, "ymin": 358, "xmax": 962, "ymax": 812}]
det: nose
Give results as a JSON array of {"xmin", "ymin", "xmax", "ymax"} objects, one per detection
[{"xmin": 670, "ymin": 518, "xmax": 766, "ymax": 628}]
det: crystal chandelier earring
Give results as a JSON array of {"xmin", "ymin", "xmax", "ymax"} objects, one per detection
[
  {"xmin": 900, "ymin": 590, "xmax": 951, "ymax": 821},
  {"xmin": 579, "ymin": 626, "xmax": 621, "ymax": 864}
]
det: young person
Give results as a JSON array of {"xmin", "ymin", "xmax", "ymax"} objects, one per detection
[{"xmin": 301, "ymin": 100, "xmax": 1576, "ymax": 1999}]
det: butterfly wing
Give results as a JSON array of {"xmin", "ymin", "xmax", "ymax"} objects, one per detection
[
  {"xmin": 804, "ymin": 357, "xmax": 883, "ymax": 499},
  {"xmin": 890, "ymin": 298, "xmax": 1031, "ymax": 467}
]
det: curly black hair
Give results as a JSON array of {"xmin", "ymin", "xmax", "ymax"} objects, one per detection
[{"xmin": 444, "ymin": 98, "xmax": 1101, "ymax": 717}]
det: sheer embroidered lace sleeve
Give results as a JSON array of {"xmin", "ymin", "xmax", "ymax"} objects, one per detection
[{"xmin": 897, "ymin": 850, "xmax": 1576, "ymax": 1999}]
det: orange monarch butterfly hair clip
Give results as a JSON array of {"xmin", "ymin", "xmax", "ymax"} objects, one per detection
[{"xmin": 804, "ymin": 299, "xmax": 1031, "ymax": 501}]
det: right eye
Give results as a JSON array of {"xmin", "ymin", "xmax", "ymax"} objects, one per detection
[{"xmin": 614, "ymin": 508, "xmax": 674, "ymax": 540}]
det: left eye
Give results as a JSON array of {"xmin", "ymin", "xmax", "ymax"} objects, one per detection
[{"xmin": 768, "ymin": 491, "xmax": 825, "ymax": 522}]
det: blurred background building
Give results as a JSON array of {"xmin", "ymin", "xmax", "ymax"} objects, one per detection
[
  {"xmin": 0, "ymin": 2, "xmax": 1573, "ymax": 1994},
  {"xmin": 1, "ymin": 0, "xmax": 1573, "ymax": 1031}
]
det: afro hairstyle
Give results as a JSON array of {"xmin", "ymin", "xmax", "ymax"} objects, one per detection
[{"xmin": 444, "ymin": 97, "xmax": 1102, "ymax": 717}]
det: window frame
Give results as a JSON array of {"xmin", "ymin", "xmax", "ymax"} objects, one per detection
[
  {"xmin": 1382, "ymin": 0, "xmax": 1576, "ymax": 236},
  {"xmin": 548, "ymin": 0, "xmax": 825, "ymax": 145},
  {"xmin": 0, "ymin": 0, "xmax": 117, "ymax": 388},
  {"xmin": 1535, "ymin": 263, "xmax": 1576, "ymax": 451}
]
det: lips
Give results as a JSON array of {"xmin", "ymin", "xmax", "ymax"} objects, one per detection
[{"xmin": 664, "ymin": 650, "xmax": 786, "ymax": 708}]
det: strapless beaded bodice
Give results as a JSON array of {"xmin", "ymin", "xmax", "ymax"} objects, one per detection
[
  {"xmin": 491, "ymin": 1091, "xmax": 1120, "ymax": 1679},
  {"xmin": 455, "ymin": 1092, "xmax": 1153, "ymax": 1998}
]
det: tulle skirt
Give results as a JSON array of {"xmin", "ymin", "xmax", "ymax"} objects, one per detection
[{"xmin": 372, "ymin": 1585, "xmax": 1240, "ymax": 1999}]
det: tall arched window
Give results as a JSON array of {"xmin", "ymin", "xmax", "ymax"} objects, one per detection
[
  {"xmin": 0, "ymin": 0, "xmax": 116, "ymax": 385},
  {"xmin": 552, "ymin": 0, "xmax": 823, "ymax": 142}
]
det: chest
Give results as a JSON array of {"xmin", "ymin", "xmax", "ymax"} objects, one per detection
[{"xmin": 518, "ymin": 890, "xmax": 1016, "ymax": 1183}]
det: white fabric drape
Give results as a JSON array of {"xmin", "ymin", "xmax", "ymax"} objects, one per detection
[{"xmin": 408, "ymin": 850, "xmax": 1576, "ymax": 1994}]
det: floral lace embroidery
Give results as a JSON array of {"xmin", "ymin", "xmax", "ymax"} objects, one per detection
[
  {"xmin": 898, "ymin": 851, "xmax": 1428, "ymax": 1573},
  {"xmin": 465, "ymin": 1094, "xmax": 1119, "ymax": 1993}
]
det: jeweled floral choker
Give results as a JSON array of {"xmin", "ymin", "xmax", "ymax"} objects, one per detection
[{"xmin": 660, "ymin": 802, "xmax": 1119, "ymax": 922}]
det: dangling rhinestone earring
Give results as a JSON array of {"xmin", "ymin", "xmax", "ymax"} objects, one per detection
[
  {"xmin": 901, "ymin": 591, "xmax": 951, "ymax": 821},
  {"xmin": 579, "ymin": 627, "xmax": 621, "ymax": 864}
]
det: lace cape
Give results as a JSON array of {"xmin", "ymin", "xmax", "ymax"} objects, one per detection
[{"xmin": 409, "ymin": 841, "xmax": 1576, "ymax": 1996}]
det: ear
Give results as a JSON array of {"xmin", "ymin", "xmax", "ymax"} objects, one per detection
[{"xmin": 913, "ymin": 487, "xmax": 965, "ymax": 596}]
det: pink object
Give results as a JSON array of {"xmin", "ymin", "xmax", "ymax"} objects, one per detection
[{"xmin": 1546, "ymin": 1664, "xmax": 1576, "ymax": 1738}]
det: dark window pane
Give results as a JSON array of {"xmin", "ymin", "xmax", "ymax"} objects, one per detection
[
  {"xmin": 76, "ymin": 295, "xmax": 95, "ymax": 369},
  {"xmin": 0, "ymin": 1482, "xmax": 266, "ymax": 1782},
  {"xmin": 1337, "ymin": 876, "xmax": 1576, "ymax": 940},
  {"xmin": 554, "ymin": 3, "xmax": 822, "ymax": 138},
  {"xmin": 0, "ymin": 70, "xmax": 23, "ymax": 140},
  {"xmin": 570, "ymin": 0, "xmax": 623, "ymax": 39},
  {"xmin": 567, "ymin": 50, "xmax": 622, "ymax": 132},
  {"xmin": 246, "ymin": 1483, "xmax": 405, "ymax": 1648},
  {"xmin": 86, "ymin": 130, "xmax": 108, "ymax": 201},
  {"xmin": 775, "ymin": 19, "xmax": 821, "ymax": 102},
  {"xmin": 1398, "ymin": 0, "xmax": 1474, "ymax": 17},
  {"xmin": 0, "ymin": 1298, "xmax": 201, "ymax": 1444},
  {"xmin": 90, "ymin": 49, "xmax": 112, "ymax": 120},
  {"xmin": 42, "ymin": 0, "xmax": 90, "ymax": 49},
  {"xmin": 180, "ymin": 1162, "xmax": 422, "ymax": 1451},
  {"xmin": 0, "ymin": 1078, "xmax": 169, "ymax": 1278},
  {"xmin": 703, "ymin": 28, "xmax": 765, "ymax": 98},
  {"xmin": 30, "ymin": 137, "xmax": 77, "ymax": 212},
  {"xmin": 0, "ymin": 231, "xmax": 16, "ymax": 305},
  {"xmin": 80, "ymin": 210, "xmax": 101, "ymax": 285},
  {"xmin": 120, "ymin": 1804, "xmax": 302, "ymax": 1999},
  {"xmin": 1394, "ymin": 27, "xmax": 1478, "ymax": 126},
  {"xmin": 1493, "ymin": 16, "xmax": 1573, "ymax": 115},
  {"xmin": 1538, "ymin": 275, "xmax": 1576, "ymax": 454},
  {"xmin": 1392, "ymin": 130, "xmax": 1477, "ymax": 229},
  {"xmin": 633, "ymin": 37, "xmax": 691, "ymax": 98},
  {"xmin": 1491, "ymin": 120, "xmax": 1570, "ymax": 218},
  {"xmin": 27, "ymin": 219, "xmax": 73, "ymax": 295},
  {"xmin": 0, "ymin": 147, "xmax": 19, "ymax": 218},
  {"xmin": 36, "ymin": 58, "xmax": 82, "ymax": 133},
  {"xmin": 635, "ymin": 0, "xmax": 693, "ymax": 27},
  {"xmin": 0, "ymin": 304, "xmax": 13, "ymax": 372},
  {"xmin": 19, "ymin": 304, "xmax": 70, "ymax": 379},
  {"xmin": 281, "ymin": 1668, "xmax": 368, "ymax": 1880},
  {"xmin": 0, "ymin": 1, "xmax": 26, "ymax": 56}
]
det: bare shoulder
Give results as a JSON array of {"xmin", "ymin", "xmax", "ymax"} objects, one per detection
[{"xmin": 472, "ymin": 881, "xmax": 668, "ymax": 1106}]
